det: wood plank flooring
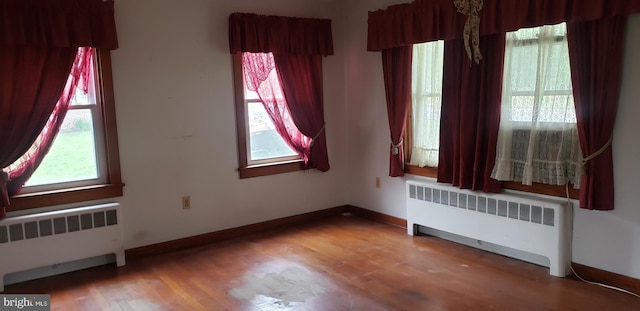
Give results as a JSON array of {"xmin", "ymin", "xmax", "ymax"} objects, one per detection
[{"xmin": 5, "ymin": 215, "xmax": 640, "ymax": 310}]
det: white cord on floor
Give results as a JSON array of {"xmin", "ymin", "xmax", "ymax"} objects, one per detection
[
  {"xmin": 570, "ymin": 264, "xmax": 640, "ymax": 299},
  {"xmin": 565, "ymin": 183, "xmax": 640, "ymax": 299}
]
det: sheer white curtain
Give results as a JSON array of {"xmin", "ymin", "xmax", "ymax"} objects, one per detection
[
  {"xmin": 492, "ymin": 23, "xmax": 582, "ymax": 187},
  {"xmin": 410, "ymin": 40, "xmax": 444, "ymax": 167}
]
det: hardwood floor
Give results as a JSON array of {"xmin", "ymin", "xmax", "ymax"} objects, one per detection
[{"xmin": 5, "ymin": 215, "xmax": 640, "ymax": 310}]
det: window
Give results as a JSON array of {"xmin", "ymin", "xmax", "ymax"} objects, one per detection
[
  {"xmin": 229, "ymin": 13, "xmax": 332, "ymax": 177},
  {"xmin": 8, "ymin": 49, "xmax": 105, "ymax": 191},
  {"xmin": 406, "ymin": 24, "xmax": 580, "ymax": 198},
  {"xmin": 232, "ymin": 53, "xmax": 304, "ymax": 178},
  {"xmin": 409, "ymin": 40, "xmax": 444, "ymax": 168},
  {"xmin": 7, "ymin": 49, "xmax": 123, "ymax": 212},
  {"xmin": 246, "ymin": 102, "xmax": 299, "ymax": 163},
  {"xmin": 492, "ymin": 23, "xmax": 581, "ymax": 188},
  {"xmin": 242, "ymin": 53, "xmax": 300, "ymax": 166}
]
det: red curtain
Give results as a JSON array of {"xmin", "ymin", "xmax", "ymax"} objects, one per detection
[
  {"xmin": 229, "ymin": 13, "xmax": 333, "ymax": 56},
  {"xmin": 0, "ymin": 47, "xmax": 77, "ymax": 217},
  {"xmin": 242, "ymin": 52, "xmax": 310, "ymax": 159},
  {"xmin": 367, "ymin": 0, "xmax": 640, "ymax": 51},
  {"xmin": 6, "ymin": 48, "xmax": 93, "ymax": 197},
  {"xmin": 437, "ymin": 35, "xmax": 504, "ymax": 193},
  {"xmin": 0, "ymin": 0, "xmax": 118, "ymax": 49},
  {"xmin": 274, "ymin": 54, "xmax": 330, "ymax": 171},
  {"xmin": 381, "ymin": 46, "xmax": 412, "ymax": 177},
  {"xmin": 567, "ymin": 17, "xmax": 627, "ymax": 210}
]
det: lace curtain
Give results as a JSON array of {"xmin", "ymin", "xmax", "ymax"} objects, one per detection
[
  {"xmin": 491, "ymin": 23, "xmax": 582, "ymax": 187},
  {"xmin": 409, "ymin": 40, "xmax": 444, "ymax": 168},
  {"xmin": 242, "ymin": 52, "xmax": 310, "ymax": 159}
]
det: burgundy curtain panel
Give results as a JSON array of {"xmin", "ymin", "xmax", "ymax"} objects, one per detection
[
  {"xmin": 0, "ymin": 0, "xmax": 119, "ymax": 49},
  {"xmin": 229, "ymin": 13, "xmax": 333, "ymax": 56},
  {"xmin": 0, "ymin": 47, "xmax": 77, "ymax": 216},
  {"xmin": 381, "ymin": 46, "xmax": 412, "ymax": 177},
  {"xmin": 567, "ymin": 17, "xmax": 627, "ymax": 210},
  {"xmin": 274, "ymin": 54, "xmax": 330, "ymax": 171},
  {"xmin": 229, "ymin": 13, "xmax": 333, "ymax": 172},
  {"xmin": 6, "ymin": 48, "xmax": 94, "ymax": 197},
  {"xmin": 437, "ymin": 35, "xmax": 504, "ymax": 193},
  {"xmin": 0, "ymin": 0, "xmax": 119, "ymax": 218}
]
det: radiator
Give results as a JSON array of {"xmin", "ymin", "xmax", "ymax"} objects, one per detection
[
  {"xmin": 407, "ymin": 179, "xmax": 572, "ymax": 277},
  {"xmin": 0, "ymin": 203, "xmax": 125, "ymax": 291}
]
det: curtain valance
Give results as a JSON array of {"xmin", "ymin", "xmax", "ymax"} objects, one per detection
[
  {"xmin": 0, "ymin": 0, "xmax": 119, "ymax": 49},
  {"xmin": 229, "ymin": 13, "xmax": 333, "ymax": 56},
  {"xmin": 368, "ymin": 0, "xmax": 640, "ymax": 51}
]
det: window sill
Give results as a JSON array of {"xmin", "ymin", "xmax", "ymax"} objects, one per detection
[
  {"xmin": 7, "ymin": 183, "xmax": 125, "ymax": 212},
  {"xmin": 404, "ymin": 164, "xmax": 579, "ymax": 200},
  {"xmin": 239, "ymin": 160, "xmax": 304, "ymax": 179},
  {"xmin": 501, "ymin": 181, "xmax": 579, "ymax": 200},
  {"xmin": 405, "ymin": 164, "xmax": 437, "ymax": 178}
]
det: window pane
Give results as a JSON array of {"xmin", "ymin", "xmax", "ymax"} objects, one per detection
[
  {"xmin": 410, "ymin": 40, "xmax": 444, "ymax": 168},
  {"xmin": 492, "ymin": 23, "xmax": 581, "ymax": 187},
  {"xmin": 247, "ymin": 102, "xmax": 297, "ymax": 161},
  {"xmin": 503, "ymin": 23, "xmax": 575, "ymax": 124},
  {"xmin": 26, "ymin": 109, "xmax": 98, "ymax": 186}
]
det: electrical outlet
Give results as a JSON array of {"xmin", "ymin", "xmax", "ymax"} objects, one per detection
[
  {"xmin": 182, "ymin": 196, "xmax": 191, "ymax": 209},
  {"xmin": 375, "ymin": 177, "xmax": 381, "ymax": 188}
]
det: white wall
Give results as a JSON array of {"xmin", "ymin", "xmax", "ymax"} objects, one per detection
[
  {"xmin": 344, "ymin": 0, "xmax": 640, "ymax": 279},
  {"xmin": 109, "ymin": 0, "xmax": 349, "ymax": 249},
  {"xmin": 344, "ymin": 0, "xmax": 410, "ymax": 216}
]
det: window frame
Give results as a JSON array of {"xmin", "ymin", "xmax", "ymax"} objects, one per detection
[
  {"xmin": 405, "ymin": 29, "xmax": 580, "ymax": 200},
  {"xmin": 232, "ymin": 53, "xmax": 304, "ymax": 179},
  {"xmin": 7, "ymin": 48, "xmax": 124, "ymax": 212}
]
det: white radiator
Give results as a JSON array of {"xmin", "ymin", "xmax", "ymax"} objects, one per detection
[
  {"xmin": 407, "ymin": 179, "xmax": 572, "ymax": 277},
  {"xmin": 0, "ymin": 203, "xmax": 125, "ymax": 291}
]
